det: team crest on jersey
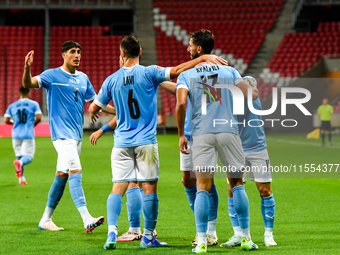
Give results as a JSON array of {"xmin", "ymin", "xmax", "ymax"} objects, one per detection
[{"xmin": 154, "ymin": 66, "xmax": 164, "ymax": 70}]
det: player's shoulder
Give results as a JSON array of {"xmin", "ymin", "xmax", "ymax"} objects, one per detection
[{"xmin": 76, "ymin": 70, "xmax": 88, "ymax": 78}]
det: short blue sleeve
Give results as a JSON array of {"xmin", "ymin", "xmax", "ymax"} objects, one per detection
[
  {"xmin": 176, "ymin": 72, "xmax": 189, "ymax": 91},
  {"xmin": 94, "ymin": 77, "xmax": 113, "ymax": 108},
  {"xmin": 35, "ymin": 69, "xmax": 53, "ymax": 89},
  {"xmin": 232, "ymin": 68, "xmax": 243, "ymax": 85},
  {"xmin": 4, "ymin": 104, "xmax": 12, "ymax": 117},
  {"xmin": 85, "ymin": 77, "xmax": 96, "ymax": 102},
  {"xmin": 145, "ymin": 65, "xmax": 171, "ymax": 88},
  {"xmin": 34, "ymin": 101, "xmax": 42, "ymax": 114}
]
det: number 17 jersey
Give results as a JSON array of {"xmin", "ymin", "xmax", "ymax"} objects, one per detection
[{"xmin": 95, "ymin": 65, "xmax": 171, "ymax": 148}]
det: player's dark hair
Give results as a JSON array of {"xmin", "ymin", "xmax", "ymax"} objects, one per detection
[
  {"xmin": 61, "ymin": 41, "xmax": 81, "ymax": 53},
  {"xmin": 189, "ymin": 29, "xmax": 215, "ymax": 54},
  {"xmin": 120, "ymin": 36, "xmax": 141, "ymax": 59},
  {"xmin": 19, "ymin": 86, "xmax": 30, "ymax": 96}
]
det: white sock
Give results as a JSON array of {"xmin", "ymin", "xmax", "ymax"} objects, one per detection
[
  {"xmin": 197, "ymin": 232, "xmax": 207, "ymax": 247},
  {"xmin": 207, "ymin": 219, "xmax": 217, "ymax": 238},
  {"xmin": 241, "ymin": 228, "xmax": 251, "ymax": 240},
  {"xmin": 109, "ymin": 225, "xmax": 118, "ymax": 235},
  {"xmin": 19, "ymin": 176, "xmax": 26, "ymax": 181},
  {"xmin": 40, "ymin": 207, "xmax": 54, "ymax": 224},
  {"xmin": 265, "ymin": 227, "xmax": 273, "ymax": 236},
  {"xmin": 233, "ymin": 226, "xmax": 242, "ymax": 237},
  {"xmin": 144, "ymin": 228, "xmax": 153, "ymax": 240},
  {"xmin": 19, "ymin": 160, "xmax": 23, "ymax": 166},
  {"xmin": 78, "ymin": 206, "xmax": 92, "ymax": 224},
  {"xmin": 129, "ymin": 227, "xmax": 141, "ymax": 234}
]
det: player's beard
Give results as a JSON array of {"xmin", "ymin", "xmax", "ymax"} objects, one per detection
[{"xmin": 190, "ymin": 51, "xmax": 200, "ymax": 60}]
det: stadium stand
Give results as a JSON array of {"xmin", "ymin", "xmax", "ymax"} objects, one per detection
[
  {"xmin": 1, "ymin": 26, "xmax": 43, "ymax": 115},
  {"xmin": 50, "ymin": 26, "xmax": 127, "ymax": 113},
  {"xmin": 153, "ymin": 0, "xmax": 285, "ymax": 115},
  {"xmin": 260, "ymin": 22, "xmax": 340, "ymax": 87}
]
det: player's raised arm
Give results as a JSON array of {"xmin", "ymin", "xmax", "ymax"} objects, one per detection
[
  {"xmin": 169, "ymin": 54, "xmax": 227, "ymax": 79},
  {"xmin": 22, "ymin": 51, "xmax": 39, "ymax": 89},
  {"xmin": 159, "ymin": 81, "xmax": 176, "ymax": 95}
]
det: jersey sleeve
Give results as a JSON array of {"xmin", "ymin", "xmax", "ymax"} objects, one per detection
[
  {"xmin": 145, "ymin": 65, "xmax": 171, "ymax": 88},
  {"xmin": 34, "ymin": 69, "xmax": 53, "ymax": 89},
  {"xmin": 330, "ymin": 105, "xmax": 334, "ymax": 114},
  {"xmin": 176, "ymin": 72, "xmax": 189, "ymax": 91},
  {"xmin": 232, "ymin": 68, "xmax": 243, "ymax": 85},
  {"xmin": 34, "ymin": 101, "xmax": 42, "ymax": 115},
  {"xmin": 4, "ymin": 105, "xmax": 12, "ymax": 118},
  {"xmin": 317, "ymin": 106, "xmax": 321, "ymax": 114},
  {"xmin": 85, "ymin": 77, "xmax": 96, "ymax": 102},
  {"xmin": 94, "ymin": 77, "xmax": 112, "ymax": 109}
]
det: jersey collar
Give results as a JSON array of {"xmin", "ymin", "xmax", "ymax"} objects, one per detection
[{"xmin": 60, "ymin": 66, "xmax": 79, "ymax": 76}]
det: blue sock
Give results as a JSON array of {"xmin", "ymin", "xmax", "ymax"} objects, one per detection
[
  {"xmin": 20, "ymin": 155, "xmax": 33, "ymax": 166},
  {"xmin": 140, "ymin": 188, "xmax": 145, "ymax": 219},
  {"xmin": 47, "ymin": 176, "xmax": 68, "ymax": 209},
  {"xmin": 228, "ymin": 196, "xmax": 240, "ymax": 227},
  {"xmin": 107, "ymin": 193, "xmax": 123, "ymax": 227},
  {"xmin": 208, "ymin": 183, "xmax": 218, "ymax": 221},
  {"xmin": 194, "ymin": 190, "xmax": 209, "ymax": 233},
  {"xmin": 126, "ymin": 187, "xmax": 142, "ymax": 228},
  {"xmin": 232, "ymin": 185, "xmax": 249, "ymax": 230},
  {"xmin": 184, "ymin": 184, "xmax": 197, "ymax": 213},
  {"xmin": 261, "ymin": 194, "xmax": 275, "ymax": 228},
  {"xmin": 143, "ymin": 193, "xmax": 159, "ymax": 231},
  {"xmin": 69, "ymin": 173, "xmax": 86, "ymax": 208}
]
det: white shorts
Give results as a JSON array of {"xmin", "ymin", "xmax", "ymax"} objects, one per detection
[
  {"xmin": 111, "ymin": 143, "xmax": 159, "ymax": 182},
  {"xmin": 12, "ymin": 139, "xmax": 35, "ymax": 158},
  {"xmin": 180, "ymin": 141, "xmax": 193, "ymax": 171},
  {"xmin": 52, "ymin": 139, "xmax": 82, "ymax": 172},
  {"xmin": 243, "ymin": 149, "xmax": 272, "ymax": 183},
  {"xmin": 192, "ymin": 133, "xmax": 245, "ymax": 173}
]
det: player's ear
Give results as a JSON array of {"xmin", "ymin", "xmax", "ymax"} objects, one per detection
[
  {"xmin": 139, "ymin": 48, "xmax": 142, "ymax": 55},
  {"xmin": 197, "ymin": 46, "xmax": 203, "ymax": 55}
]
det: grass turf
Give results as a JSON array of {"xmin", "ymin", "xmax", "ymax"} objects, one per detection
[{"xmin": 0, "ymin": 134, "xmax": 339, "ymax": 254}]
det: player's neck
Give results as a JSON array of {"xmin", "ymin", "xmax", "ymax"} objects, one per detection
[
  {"xmin": 20, "ymin": 96, "xmax": 29, "ymax": 99},
  {"xmin": 123, "ymin": 57, "xmax": 139, "ymax": 68},
  {"xmin": 61, "ymin": 64, "xmax": 77, "ymax": 74}
]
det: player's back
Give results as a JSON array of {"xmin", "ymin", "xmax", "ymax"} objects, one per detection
[
  {"xmin": 177, "ymin": 64, "xmax": 243, "ymax": 137},
  {"xmin": 6, "ymin": 99, "xmax": 40, "ymax": 140},
  {"xmin": 101, "ymin": 65, "xmax": 168, "ymax": 148},
  {"xmin": 238, "ymin": 97, "xmax": 267, "ymax": 153}
]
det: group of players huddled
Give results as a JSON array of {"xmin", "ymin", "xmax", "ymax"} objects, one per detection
[{"xmin": 5, "ymin": 29, "xmax": 276, "ymax": 253}]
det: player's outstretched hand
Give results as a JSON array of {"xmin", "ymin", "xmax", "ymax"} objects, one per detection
[
  {"xmin": 90, "ymin": 110, "xmax": 102, "ymax": 124},
  {"xmin": 25, "ymin": 50, "xmax": 34, "ymax": 67},
  {"xmin": 179, "ymin": 136, "xmax": 189, "ymax": 154},
  {"xmin": 90, "ymin": 129, "xmax": 104, "ymax": 146},
  {"xmin": 202, "ymin": 55, "xmax": 228, "ymax": 66}
]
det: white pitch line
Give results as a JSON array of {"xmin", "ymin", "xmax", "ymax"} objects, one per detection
[{"xmin": 266, "ymin": 138, "xmax": 340, "ymax": 149}]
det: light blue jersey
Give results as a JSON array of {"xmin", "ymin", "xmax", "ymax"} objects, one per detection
[
  {"xmin": 177, "ymin": 64, "xmax": 243, "ymax": 137},
  {"xmin": 35, "ymin": 67, "xmax": 96, "ymax": 141},
  {"xmin": 4, "ymin": 98, "xmax": 42, "ymax": 140},
  {"xmin": 237, "ymin": 96, "xmax": 267, "ymax": 153},
  {"xmin": 95, "ymin": 65, "xmax": 171, "ymax": 148}
]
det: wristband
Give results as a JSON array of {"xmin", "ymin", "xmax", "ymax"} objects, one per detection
[{"xmin": 101, "ymin": 123, "xmax": 112, "ymax": 133}]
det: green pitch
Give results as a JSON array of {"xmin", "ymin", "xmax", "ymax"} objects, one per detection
[{"xmin": 0, "ymin": 134, "xmax": 339, "ymax": 254}]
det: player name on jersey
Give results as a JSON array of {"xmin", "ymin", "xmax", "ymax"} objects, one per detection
[
  {"xmin": 16, "ymin": 103, "xmax": 29, "ymax": 107},
  {"xmin": 124, "ymin": 75, "xmax": 135, "ymax": 86},
  {"xmin": 196, "ymin": 65, "xmax": 219, "ymax": 73}
]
